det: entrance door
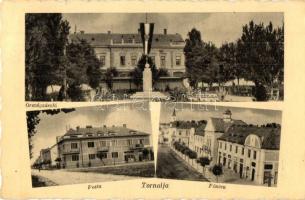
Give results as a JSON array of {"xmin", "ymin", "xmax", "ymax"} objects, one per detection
[
  {"xmin": 251, "ymin": 169, "xmax": 255, "ymax": 181},
  {"xmin": 239, "ymin": 164, "xmax": 243, "ymax": 178}
]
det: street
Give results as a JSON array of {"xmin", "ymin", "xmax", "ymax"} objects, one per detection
[
  {"xmin": 32, "ymin": 169, "xmax": 139, "ymax": 187},
  {"xmin": 156, "ymin": 144, "xmax": 208, "ymax": 182}
]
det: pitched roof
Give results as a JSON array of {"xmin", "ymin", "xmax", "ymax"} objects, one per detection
[
  {"xmin": 219, "ymin": 125, "xmax": 281, "ymax": 150},
  {"xmin": 210, "ymin": 117, "xmax": 247, "ymax": 132},
  {"xmin": 69, "ymin": 32, "xmax": 184, "ymax": 48},
  {"xmin": 64, "ymin": 125, "xmax": 149, "ymax": 138},
  {"xmin": 194, "ymin": 123, "xmax": 207, "ymax": 136}
]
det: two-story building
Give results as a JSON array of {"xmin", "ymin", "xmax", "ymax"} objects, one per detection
[
  {"xmin": 217, "ymin": 125, "xmax": 281, "ymax": 186},
  {"xmin": 202, "ymin": 109, "xmax": 247, "ymax": 165},
  {"xmin": 69, "ymin": 29, "xmax": 186, "ymax": 91},
  {"xmin": 56, "ymin": 124, "xmax": 152, "ymax": 168}
]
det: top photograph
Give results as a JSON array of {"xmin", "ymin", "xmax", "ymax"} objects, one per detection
[{"xmin": 25, "ymin": 13, "xmax": 284, "ymax": 102}]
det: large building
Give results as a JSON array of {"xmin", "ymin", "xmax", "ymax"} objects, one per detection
[
  {"xmin": 69, "ymin": 29, "xmax": 186, "ymax": 91},
  {"xmin": 201, "ymin": 110, "xmax": 247, "ymax": 165},
  {"xmin": 55, "ymin": 124, "xmax": 152, "ymax": 168},
  {"xmin": 39, "ymin": 144, "xmax": 58, "ymax": 168},
  {"xmin": 217, "ymin": 125, "xmax": 280, "ymax": 186}
]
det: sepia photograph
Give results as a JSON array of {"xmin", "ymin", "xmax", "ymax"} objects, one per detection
[
  {"xmin": 157, "ymin": 103, "xmax": 282, "ymax": 187},
  {"xmin": 25, "ymin": 13, "xmax": 284, "ymax": 102},
  {"xmin": 27, "ymin": 102, "xmax": 154, "ymax": 187}
]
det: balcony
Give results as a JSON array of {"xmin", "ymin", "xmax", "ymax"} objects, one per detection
[
  {"xmin": 61, "ymin": 148, "xmax": 80, "ymax": 154},
  {"xmin": 130, "ymin": 144, "xmax": 144, "ymax": 150},
  {"xmin": 97, "ymin": 146, "xmax": 109, "ymax": 152}
]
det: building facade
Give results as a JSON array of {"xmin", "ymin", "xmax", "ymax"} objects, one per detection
[
  {"xmin": 201, "ymin": 110, "xmax": 247, "ymax": 165},
  {"xmin": 217, "ymin": 125, "xmax": 280, "ymax": 185},
  {"xmin": 56, "ymin": 124, "xmax": 152, "ymax": 168},
  {"xmin": 69, "ymin": 29, "xmax": 186, "ymax": 91}
]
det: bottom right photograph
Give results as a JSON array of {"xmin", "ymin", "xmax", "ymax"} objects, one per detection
[{"xmin": 157, "ymin": 103, "xmax": 282, "ymax": 187}]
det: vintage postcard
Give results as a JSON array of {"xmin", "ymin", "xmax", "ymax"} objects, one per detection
[{"xmin": 1, "ymin": 0, "xmax": 305, "ymax": 199}]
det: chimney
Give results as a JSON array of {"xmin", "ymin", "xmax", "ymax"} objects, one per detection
[
  {"xmin": 164, "ymin": 28, "xmax": 167, "ymax": 35},
  {"xmin": 76, "ymin": 126, "xmax": 80, "ymax": 131},
  {"xmin": 80, "ymin": 30, "xmax": 85, "ymax": 34},
  {"xmin": 123, "ymin": 124, "xmax": 127, "ymax": 128},
  {"xmin": 107, "ymin": 30, "xmax": 111, "ymax": 34},
  {"xmin": 103, "ymin": 125, "xmax": 107, "ymax": 128}
]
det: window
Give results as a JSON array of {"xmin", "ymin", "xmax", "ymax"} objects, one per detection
[
  {"xmin": 112, "ymin": 152, "xmax": 119, "ymax": 158},
  {"xmin": 235, "ymin": 146, "xmax": 238, "ymax": 154},
  {"xmin": 242, "ymin": 147, "xmax": 244, "ymax": 155},
  {"xmin": 253, "ymin": 150, "xmax": 257, "ymax": 159},
  {"xmin": 111, "ymin": 140, "xmax": 117, "ymax": 146},
  {"xmin": 160, "ymin": 55, "xmax": 166, "ymax": 67},
  {"xmin": 225, "ymin": 143, "xmax": 227, "ymax": 150},
  {"xmin": 88, "ymin": 142, "xmax": 94, "ymax": 148},
  {"xmin": 127, "ymin": 139, "xmax": 132, "ymax": 146},
  {"xmin": 100, "ymin": 55, "xmax": 105, "ymax": 66},
  {"xmin": 176, "ymin": 55, "xmax": 181, "ymax": 66},
  {"xmin": 89, "ymin": 154, "xmax": 96, "ymax": 160},
  {"xmin": 71, "ymin": 143, "xmax": 78, "ymax": 149},
  {"xmin": 72, "ymin": 154, "xmax": 79, "ymax": 161},
  {"xmin": 230, "ymin": 145, "xmax": 232, "ymax": 152},
  {"xmin": 120, "ymin": 56, "xmax": 126, "ymax": 66},
  {"xmin": 100, "ymin": 141, "xmax": 106, "ymax": 147},
  {"xmin": 219, "ymin": 142, "xmax": 222, "ymax": 149},
  {"xmin": 131, "ymin": 55, "xmax": 137, "ymax": 66},
  {"xmin": 264, "ymin": 164, "xmax": 273, "ymax": 170},
  {"xmin": 248, "ymin": 149, "xmax": 251, "ymax": 158}
]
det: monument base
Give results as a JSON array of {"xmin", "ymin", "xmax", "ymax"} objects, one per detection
[{"xmin": 130, "ymin": 91, "xmax": 168, "ymax": 100}]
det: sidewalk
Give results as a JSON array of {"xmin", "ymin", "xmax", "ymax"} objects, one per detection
[
  {"xmin": 169, "ymin": 145, "xmax": 258, "ymax": 185},
  {"xmin": 31, "ymin": 169, "xmax": 139, "ymax": 186}
]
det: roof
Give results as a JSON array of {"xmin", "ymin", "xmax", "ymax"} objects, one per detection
[
  {"xmin": 194, "ymin": 121, "xmax": 207, "ymax": 136},
  {"xmin": 62, "ymin": 125, "xmax": 149, "ymax": 139},
  {"xmin": 218, "ymin": 125, "xmax": 281, "ymax": 150},
  {"xmin": 69, "ymin": 32, "xmax": 184, "ymax": 48},
  {"xmin": 171, "ymin": 120, "xmax": 207, "ymax": 131},
  {"xmin": 210, "ymin": 117, "xmax": 247, "ymax": 132}
]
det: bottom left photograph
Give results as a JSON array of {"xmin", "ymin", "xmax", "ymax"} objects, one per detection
[{"xmin": 27, "ymin": 102, "xmax": 154, "ymax": 188}]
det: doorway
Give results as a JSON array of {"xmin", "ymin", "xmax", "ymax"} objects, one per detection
[{"xmin": 251, "ymin": 169, "xmax": 255, "ymax": 181}]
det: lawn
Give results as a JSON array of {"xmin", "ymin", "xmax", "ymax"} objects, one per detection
[{"xmin": 69, "ymin": 162, "xmax": 155, "ymax": 177}]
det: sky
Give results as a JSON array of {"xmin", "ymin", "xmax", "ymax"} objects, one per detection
[
  {"xmin": 160, "ymin": 103, "xmax": 282, "ymax": 125},
  {"xmin": 30, "ymin": 102, "xmax": 151, "ymax": 163},
  {"xmin": 63, "ymin": 13, "xmax": 283, "ymax": 47}
]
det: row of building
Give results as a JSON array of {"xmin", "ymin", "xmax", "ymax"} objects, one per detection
[
  {"xmin": 69, "ymin": 29, "xmax": 186, "ymax": 91},
  {"xmin": 159, "ymin": 109, "xmax": 281, "ymax": 186},
  {"xmin": 33, "ymin": 124, "xmax": 153, "ymax": 169}
]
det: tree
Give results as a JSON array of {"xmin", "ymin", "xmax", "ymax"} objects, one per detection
[
  {"xmin": 65, "ymin": 39, "xmax": 102, "ymax": 101},
  {"xmin": 130, "ymin": 55, "xmax": 168, "ymax": 90},
  {"xmin": 219, "ymin": 42, "xmax": 243, "ymax": 89},
  {"xmin": 237, "ymin": 21, "xmax": 284, "ymax": 101},
  {"xmin": 104, "ymin": 67, "xmax": 118, "ymax": 91},
  {"xmin": 212, "ymin": 164, "xmax": 223, "ymax": 182},
  {"xmin": 184, "ymin": 29, "xmax": 220, "ymax": 89},
  {"xmin": 198, "ymin": 156, "xmax": 210, "ymax": 175},
  {"xmin": 25, "ymin": 14, "xmax": 70, "ymax": 100},
  {"xmin": 188, "ymin": 150, "xmax": 198, "ymax": 165},
  {"xmin": 184, "ymin": 28, "xmax": 205, "ymax": 88},
  {"xmin": 27, "ymin": 109, "xmax": 75, "ymax": 159}
]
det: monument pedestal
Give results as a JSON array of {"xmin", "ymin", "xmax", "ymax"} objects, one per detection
[{"xmin": 130, "ymin": 66, "xmax": 168, "ymax": 100}]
